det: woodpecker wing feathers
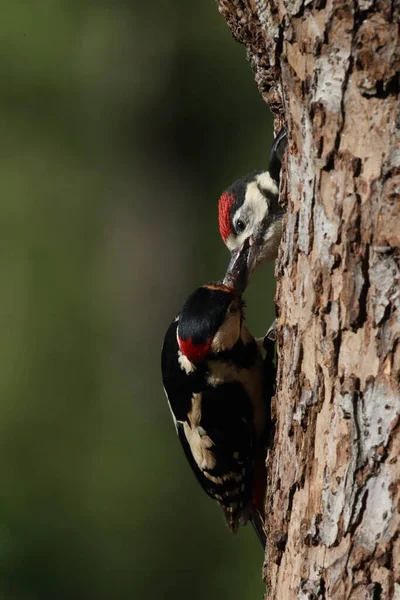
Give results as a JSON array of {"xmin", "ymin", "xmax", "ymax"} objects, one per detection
[{"xmin": 268, "ymin": 126, "xmax": 287, "ymax": 183}]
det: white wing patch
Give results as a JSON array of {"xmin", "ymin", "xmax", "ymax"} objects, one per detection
[{"xmin": 184, "ymin": 393, "xmax": 216, "ymax": 471}]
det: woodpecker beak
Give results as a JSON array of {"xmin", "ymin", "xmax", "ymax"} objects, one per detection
[
  {"xmin": 223, "ymin": 238, "xmax": 251, "ymax": 293},
  {"xmin": 246, "ymin": 238, "xmax": 262, "ymax": 282},
  {"xmin": 223, "ymin": 236, "xmax": 264, "ymax": 293}
]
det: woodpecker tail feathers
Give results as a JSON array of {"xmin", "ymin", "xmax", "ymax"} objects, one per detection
[
  {"xmin": 220, "ymin": 501, "xmax": 266, "ymax": 549},
  {"xmin": 249, "ymin": 504, "xmax": 266, "ymax": 548}
]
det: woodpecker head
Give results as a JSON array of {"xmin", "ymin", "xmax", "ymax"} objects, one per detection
[
  {"xmin": 218, "ymin": 127, "xmax": 287, "ymax": 292},
  {"xmin": 219, "ymin": 171, "xmax": 284, "ymax": 289},
  {"xmin": 177, "ymin": 284, "xmax": 244, "ymax": 364}
]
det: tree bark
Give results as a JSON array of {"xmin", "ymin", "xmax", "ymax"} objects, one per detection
[{"xmin": 217, "ymin": 1, "xmax": 400, "ymax": 598}]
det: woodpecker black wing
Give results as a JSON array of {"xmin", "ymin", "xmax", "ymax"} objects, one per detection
[
  {"xmin": 268, "ymin": 126, "xmax": 287, "ymax": 183},
  {"xmin": 175, "ymin": 420, "xmax": 216, "ymax": 499},
  {"xmin": 162, "ymin": 318, "xmax": 216, "ymax": 497},
  {"xmin": 173, "ymin": 404, "xmax": 252, "ymax": 510},
  {"xmin": 175, "ymin": 382, "xmax": 256, "ymax": 532},
  {"xmin": 175, "ymin": 383, "xmax": 267, "ymax": 546}
]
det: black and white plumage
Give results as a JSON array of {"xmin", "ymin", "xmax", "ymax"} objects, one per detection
[
  {"xmin": 218, "ymin": 127, "xmax": 288, "ymax": 292},
  {"xmin": 161, "ymin": 283, "xmax": 272, "ymax": 546}
]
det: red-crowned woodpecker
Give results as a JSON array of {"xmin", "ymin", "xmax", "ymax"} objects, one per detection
[
  {"xmin": 218, "ymin": 127, "xmax": 287, "ymax": 292},
  {"xmin": 161, "ymin": 283, "xmax": 275, "ymax": 547}
]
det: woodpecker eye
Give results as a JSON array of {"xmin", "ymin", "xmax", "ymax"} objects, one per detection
[{"xmin": 235, "ymin": 219, "xmax": 246, "ymax": 234}]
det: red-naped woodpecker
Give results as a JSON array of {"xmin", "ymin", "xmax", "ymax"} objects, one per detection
[
  {"xmin": 161, "ymin": 283, "xmax": 275, "ymax": 547},
  {"xmin": 218, "ymin": 127, "xmax": 287, "ymax": 292}
]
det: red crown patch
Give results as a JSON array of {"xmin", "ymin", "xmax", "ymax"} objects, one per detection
[{"xmin": 218, "ymin": 192, "xmax": 235, "ymax": 242}]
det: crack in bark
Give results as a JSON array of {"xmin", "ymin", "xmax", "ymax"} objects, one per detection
[
  {"xmin": 275, "ymin": 481, "xmax": 298, "ymax": 562},
  {"xmin": 348, "ymin": 486, "xmax": 369, "ymax": 535},
  {"xmin": 371, "ymin": 582, "xmax": 383, "ymax": 600},
  {"xmin": 351, "ymin": 242, "xmax": 370, "ymax": 331}
]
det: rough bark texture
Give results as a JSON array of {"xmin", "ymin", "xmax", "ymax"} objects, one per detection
[{"xmin": 217, "ymin": 1, "xmax": 400, "ymax": 598}]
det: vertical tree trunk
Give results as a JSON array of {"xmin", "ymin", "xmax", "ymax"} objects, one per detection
[{"xmin": 217, "ymin": 1, "xmax": 400, "ymax": 598}]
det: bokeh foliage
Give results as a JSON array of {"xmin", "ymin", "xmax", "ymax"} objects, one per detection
[{"xmin": 0, "ymin": 2, "xmax": 276, "ymax": 598}]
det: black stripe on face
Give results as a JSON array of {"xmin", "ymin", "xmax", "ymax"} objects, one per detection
[
  {"xmin": 178, "ymin": 286, "xmax": 234, "ymax": 346},
  {"xmin": 256, "ymin": 183, "xmax": 277, "ymax": 204},
  {"xmin": 259, "ymin": 201, "xmax": 284, "ymax": 237}
]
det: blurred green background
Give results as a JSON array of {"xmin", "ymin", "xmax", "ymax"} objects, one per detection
[{"xmin": 0, "ymin": 2, "xmax": 276, "ymax": 599}]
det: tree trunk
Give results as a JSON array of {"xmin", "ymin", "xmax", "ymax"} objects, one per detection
[{"xmin": 217, "ymin": 1, "xmax": 400, "ymax": 598}]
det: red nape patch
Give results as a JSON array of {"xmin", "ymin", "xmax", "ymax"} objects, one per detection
[
  {"xmin": 218, "ymin": 191, "xmax": 235, "ymax": 242},
  {"xmin": 177, "ymin": 336, "xmax": 211, "ymax": 363},
  {"xmin": 252, "ymin": 463, "xmax": 267, "ymax": 516}
]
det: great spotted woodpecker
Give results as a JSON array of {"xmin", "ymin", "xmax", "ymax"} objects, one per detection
[
  {"xmin": 218, "ymin": 127, "xmax": 287, "ymax": 292},
  {"xmin": 161, "ymin": 283, "xmax": 274, "ymax": 547}
]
